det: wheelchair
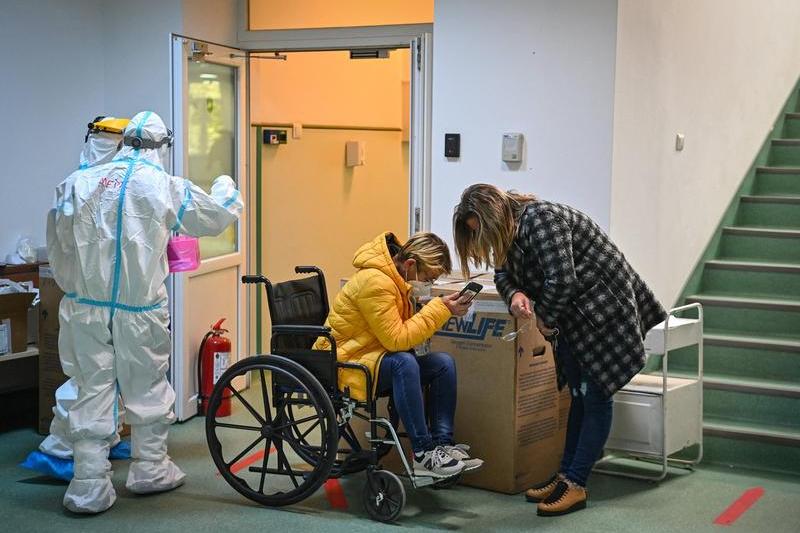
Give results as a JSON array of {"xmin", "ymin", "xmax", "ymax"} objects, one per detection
[{"xmin": 205, "ymin": 266, "xmax": 461, "ymax": 522}]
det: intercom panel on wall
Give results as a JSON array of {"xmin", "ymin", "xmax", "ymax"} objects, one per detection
[{"xmin": 502, "ymin": 133, "xmax": 523, "ymax": 162}]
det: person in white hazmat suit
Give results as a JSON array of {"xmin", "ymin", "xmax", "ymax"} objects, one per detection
[
  {"xmin": 38, "ymin": 117, "xmax": 131, "ymax": 465},
  {"xmin": 46, "ymin": 111, "xmax": 243, "ymax": 514}
]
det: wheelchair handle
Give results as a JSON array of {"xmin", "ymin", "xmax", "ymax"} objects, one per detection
[
  {"xmin": 295, "ymin": 266, "xmax": 322, "ymax": 275},
  {"xmin": 241, "ymin": 275, "xmax": 268, "ymax": 285}
]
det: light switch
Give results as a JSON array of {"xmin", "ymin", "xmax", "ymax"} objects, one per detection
[
  {"xmin": 292, "ymin": 122, "xmax": 303, "ymax": 139},
  {"xmin": 675, "ymin": 133, "xmax": 685, "ymax": 151}
]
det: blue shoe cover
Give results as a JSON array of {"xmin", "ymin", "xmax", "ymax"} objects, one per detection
[
  {"xmin": 19, "ymin": 451, "xmax": 73, "ymax": 481},
  {"xmin": 109, "ymin": 440, "xmax": 131, "ymax": 460}
]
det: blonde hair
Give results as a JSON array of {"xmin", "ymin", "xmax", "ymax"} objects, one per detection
[
  {"xmin": 453, "ymin": 184, "xmax": 537, "ymax": 277},
  {"xmin": 396, "ymin": 232, "xmax": 452, "ymax": 278}
]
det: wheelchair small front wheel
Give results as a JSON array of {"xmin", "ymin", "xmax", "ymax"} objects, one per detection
[{"xmin": 363, "ymin": 469, "xmax": 405, "ymax": 523}]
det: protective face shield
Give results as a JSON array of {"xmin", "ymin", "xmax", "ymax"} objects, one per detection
[
  {"xmin": 158, "ymin": 141, "xmax": 172, "ymax": 172},
  {"xmin": 80, "ymin": 116, "xmax": 130, "ymax": 168}
]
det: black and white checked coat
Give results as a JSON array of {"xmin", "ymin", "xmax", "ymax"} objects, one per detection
[{"xmin": 495, "ymin": 201, "xmax": 666, "ymax": 397}]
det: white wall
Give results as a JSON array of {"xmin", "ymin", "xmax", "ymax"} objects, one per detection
[
  {"xmin": 431, "ymin": 0, "xmax": 619, "ymax": 252},
  {"xmin": 101, "ymin": 0, "xmax": 183, "ymax": 122},
  {"xmin": 0, "ymin": 0, "xmax": 237, "ymax": 260},
  {"xmin": 0, "ymin": 0, "xmax": 105, "ymax": 258},
  {"xmin": 611, "ymin": 0, "xmax": 800, "ymax": 305},
  {"xmin": 183, "ymin": 0, "xmax": 238, "ymax": 48}
]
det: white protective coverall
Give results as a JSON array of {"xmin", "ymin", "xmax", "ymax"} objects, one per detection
[
  {"xmin": 47, "ymin": 111, "xmax": 242, "ymax": 513},
  {"xmin": 40, "ymin": 117, "xmax": 129, "ymax": 460}
]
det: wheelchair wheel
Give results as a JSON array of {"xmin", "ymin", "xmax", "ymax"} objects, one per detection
[
  {"xmin": 363, "ymin": 469, "xmax": 405, "ymax": 523},
  {"xmin": 206, "ymin": 355, "xmax": 338, "ymax": 507}
]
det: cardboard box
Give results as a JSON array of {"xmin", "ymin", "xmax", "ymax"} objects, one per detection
[
  {"xmin": 355, "ymin": 279, "xmax": 569, "ymax": 494},
  {"xmin": 0, "ymin": 291, "xmax": 36, "ymax": 354},
  {"xmin": 38, "ymin": 266, "xmax": 68, "ymax": 434},
  {"xmin": 38, "ymin": 267, "xmax": 62, "ymax": 355}
]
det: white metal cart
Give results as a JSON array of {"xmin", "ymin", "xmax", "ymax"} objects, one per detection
[{"xmin": 594, "ymin": 303, "xmax": 704, "ymax": 481}]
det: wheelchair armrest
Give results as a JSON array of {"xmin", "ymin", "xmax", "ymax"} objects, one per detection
[
  {"xmin": 271, "ymin": 325, "xmax": 330, "ymax": 335},
  {"xmin": 337, "ymin": 361, "xmax": 373, "ymax": 398},
  {"xmin": 270, "ymin": 325, "xmax": 337, "ymax": 354}
]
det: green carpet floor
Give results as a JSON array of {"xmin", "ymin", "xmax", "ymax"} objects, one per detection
[{"xmin": 2, "ymin": 412, "xmax": 799, "ymax": 533}]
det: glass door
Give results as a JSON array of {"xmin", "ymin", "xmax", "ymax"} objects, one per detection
[{"xmin": 170, "ymin": 36, "xmax": 249, "ymax": 421}]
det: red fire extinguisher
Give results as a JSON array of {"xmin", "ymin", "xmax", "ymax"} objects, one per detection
[{"xmin": 197, "ymin": 318, "xmax": 232, "ymax": 417}]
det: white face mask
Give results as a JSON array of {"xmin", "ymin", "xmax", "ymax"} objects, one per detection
[
  {"xmin": 405, "ymin": 265, "xmax": 433, "ymax": 298},
  {"xmin": 409, "ymin": 279, "xmax": 433, "ymax": 298}
]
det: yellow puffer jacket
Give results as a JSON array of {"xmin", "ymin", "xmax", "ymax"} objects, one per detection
[{"xmin": 314, "ymin": 232, "xmax": 452, "ymax": 401}]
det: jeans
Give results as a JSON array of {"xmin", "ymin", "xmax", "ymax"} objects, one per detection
[
  {"xmin": 376, "ymin": 351, "xmax": 457, "ymax": 453},
  {"xmin": 557, "ymin": 336, "xmax": 614, "ymax": 487}
]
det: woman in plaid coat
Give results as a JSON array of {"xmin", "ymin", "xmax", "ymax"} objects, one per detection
[{"xmin": 453, "ymin": 183, "xmax": 665, "ymax": 517}]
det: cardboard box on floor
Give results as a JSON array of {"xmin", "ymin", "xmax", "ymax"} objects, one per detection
[
  {"xmin": 38, "ymin": 266, "xmax": 68, "ymax": 434},
  {"xmin": 353, "ymin": 277, "xmax": 570, "ymax": 494},
  {"xmin": 0, "ymin": 291, "xmax": 36, "ymax": 354}
]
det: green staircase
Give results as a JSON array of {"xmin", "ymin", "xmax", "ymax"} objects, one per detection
[{"xmin": 671, "ymin": 80, "xmax": 800, "ymax": 476}]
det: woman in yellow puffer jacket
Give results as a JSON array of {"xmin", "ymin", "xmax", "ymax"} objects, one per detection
[{"xmin": 315, "ymin": 232, "xmax": 483, "ymax": 478}]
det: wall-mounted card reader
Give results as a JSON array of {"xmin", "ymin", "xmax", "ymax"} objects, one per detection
[
  {"xmin": 444, "ymin": 133, "xmax": 461, "ymax": 158},
  {"xmin": 502, "ymin": 133, "xmax": 524, "ymax": 162},
  {"xmin": 263, "ymin": 129, "xmax": 288, "ymax": 145}
]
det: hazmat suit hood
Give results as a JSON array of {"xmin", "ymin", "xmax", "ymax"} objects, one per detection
[
  {"xmin": 118, "ymin": 111, "xmax": 172, "ymax": 169},
  {"xmin": 79, "ymin": 131, "xmax": 121, "ymax": 169}
]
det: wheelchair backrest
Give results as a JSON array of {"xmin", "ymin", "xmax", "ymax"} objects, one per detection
[{"xmin": 267, "ymin": 273, "xmax": 328, "ymax": 350}]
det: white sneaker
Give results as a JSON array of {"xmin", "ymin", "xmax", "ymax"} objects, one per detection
[
  {"xmin": 441, "ymin": 444, "xmax": 484, "ymax": 472},
  {"xmin": 413, "ymin": 446, "xmax": 465, "ymax": 478}
]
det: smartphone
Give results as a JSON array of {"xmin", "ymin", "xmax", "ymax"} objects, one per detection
[{"xmin": 458, "ymin": 282, "xmax": 483, "ymax": 304}]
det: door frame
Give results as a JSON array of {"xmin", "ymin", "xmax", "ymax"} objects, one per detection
[
  {"xmin": 236, "ymin": 1, "xmax": 433, "ymax": 237},
  {"xmin": 169, "ymin": 34, "xmax": 250, "ymax": 420},
  {"xmin": 245, "ymin": 37, "xmax": 432, "ymax": 354}
]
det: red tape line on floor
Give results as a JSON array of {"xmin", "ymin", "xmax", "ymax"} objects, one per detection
[
  {"xmin": 713, "ymin": 487, "xmax": 765, "ymax": 526},
  {"xmin": 217, "ymin": 446, "xmax": 277, "ymax": 476},
  {"xmin": 324, "ymin": 478, "xmax": 349, "ymax": 510}
]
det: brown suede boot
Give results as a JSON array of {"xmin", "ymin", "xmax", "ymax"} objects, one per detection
[
  {"xmin": 536, "ymin": 479, "xmax": 587, "ymax": 516},
  {"xmin": 525, "ymin": 473, "xmax": 563, "ymax": 503}
]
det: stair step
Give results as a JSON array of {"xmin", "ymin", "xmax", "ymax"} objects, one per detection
[
  {"xmin": 704, "ymin": 418, "xmax": 800, "ymax": 447},
  {"xmin": 722, "ymin": 226, "xmax": 800, "ymax": 238},
  {"xmin": 670, "ymin": 346, "xmax": 800, "ymax": 386},
  {"xmin": 687, "ymin": 293, "xmax": 800, "ymax": 311},
  {"xmin": 784, "ymin": 112, "xmax": 800, "ymax": 138},
  {"xmin": 700, "ymin": 373, "xmax": 800, "ymax": 398},
  {"xmin": 755, "ymin": 166, "xmax": 800, "ymax": 174},
  {"xmin": 705, "ymin": 259, "xmax": 800, "ymax": 273},
  {"xmin": 740, "ymin": 194, "xmax": 800, "ymax": 204},
  {"xmin": 702, "ymin": 434, "xmax": 800, "ymax": 476},
  {"xmin": 737, "ymin": 195, "xmax": 800, "ymax": 228},
  {"xmin": 702, "ymin": 260, "xmax": 800, "ymax": 298},
  {"xmin": 704, "ymin": 387, "xmax": 799, "ymax": 431},
  {"xmin": 690, "ymin": 300, "xmax": 799, "ymax": 338},
  {"xmin": 703, "ymin": 331, "xmax": 800, "ymax": 352},
  {"xmin": 754, "ymin": 167, "xmax": 800, "ymax": 196},
  {"xmin": 719, "ymin": 226, "xmax": 800, "ymax": 263},
  {"xmin": 769, "ymin": 139, "xmax": 800, "ymax": 166}
]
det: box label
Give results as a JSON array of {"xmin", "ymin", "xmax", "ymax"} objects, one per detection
[
  {"xmin": 436, "ymin": 315, "xmax": 511, "ymax": 341},
  {"xmin": 0, "ymin": 320, "xmax": 9, "ymax": 355}
]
